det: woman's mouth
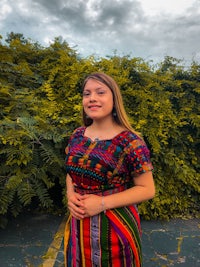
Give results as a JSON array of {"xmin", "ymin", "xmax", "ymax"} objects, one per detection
[{"xmin": 88, "ymin": 105, "xmax": 101, "ymax": 110}]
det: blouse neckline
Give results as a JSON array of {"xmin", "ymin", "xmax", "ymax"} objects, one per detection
[{"xmin": 82, "ymin": 126, "xmax": 129, "ymax": 143}]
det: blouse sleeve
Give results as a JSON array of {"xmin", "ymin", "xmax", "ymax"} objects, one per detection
[
  {"xmin": 65, "ymin": 127, "xmax": 83, "ymax": 174},
  {"xmin": 125, "ymin": 136, "xmax": 153, "ymax": 177},
  {"xmin": 65, "ymin": 134, "xmax": 73, "ymax": 158},
  {"xmin": 65, "ymin": 129, "xmax": 77, "ymax": 171},
  {"xmin": 65, "ymin": 141, "xmax": 71, "ymax": 175}
]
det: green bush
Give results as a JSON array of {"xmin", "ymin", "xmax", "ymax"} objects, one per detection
[{"xmin": 0, "ymin": 34, "xmax": 199, "ymax": 227}]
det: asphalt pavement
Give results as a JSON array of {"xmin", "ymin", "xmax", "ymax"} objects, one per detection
[{"xmin": 0, "ymin": 212, "xmax": 199, "ymax": 267}]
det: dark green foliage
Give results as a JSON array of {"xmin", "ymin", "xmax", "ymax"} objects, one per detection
[{"xmin": 0, "ymin": 33, "xmax": 199, "ymax": 227}]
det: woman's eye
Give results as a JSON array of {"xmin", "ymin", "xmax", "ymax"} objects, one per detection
[
  {"xmin": 98, "ymin": 91, "xmax": 105, "ymax": 95},
  {"xmin": 83, "ymin": 91, "xmax": 90, "ymax": 96}
]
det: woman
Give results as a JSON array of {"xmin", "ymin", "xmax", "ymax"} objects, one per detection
[{"xmin": 64, "ymin": 72, "xmax": 155, "ymax": 267}]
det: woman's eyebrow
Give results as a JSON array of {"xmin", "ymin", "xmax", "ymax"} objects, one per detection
[{"xmin": 84, "ymin": 86, "xmax": 104, "ymax": 91}]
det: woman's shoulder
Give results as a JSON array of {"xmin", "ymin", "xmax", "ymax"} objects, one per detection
[
  {"xmin": 67, "ymin": 126, "xmax": 85, "ymax": 141},
  {"xmin": 116, "ymin": 130, "xmax": 148, "ymax": 150},
  {"xmin": 119, "ymin": 130, "xmax": 143, "ymax": 143},
  {"xmin": 72, "ymin": 126, "xmax": 85, "ymax": 136}
]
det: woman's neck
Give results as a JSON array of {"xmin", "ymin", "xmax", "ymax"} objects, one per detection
[
  {"xmin": 85, "ymin": 119, "xmax": 125, "ymax": 141},
  {"xmin": 90, "ymin": 118, "xmax": 117, "ymax": 131}
]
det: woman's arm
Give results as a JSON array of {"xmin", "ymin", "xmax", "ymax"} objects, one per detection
[
  {"xmin": 66, "ymin": 174, "xmax": 85, "ymax": 219},
  {"xmin": 66, "ymin": 174, "xmax": 75, "ymax": 195},
  {"xmin": 81, "ymin": 171, "xmax": 155, "ymax": 217},
  {"xmin": 104, "ymin": 171, "xmax": 155, "ymax": 210}
]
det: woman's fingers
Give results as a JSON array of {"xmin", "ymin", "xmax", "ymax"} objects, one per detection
[
  {"xmin": 68, "ymin": 207, "xmax": 84, "ymax": 219},
  {"xmin": 67, "ymin": 193, "xmax": 85, "ymax": 219}
]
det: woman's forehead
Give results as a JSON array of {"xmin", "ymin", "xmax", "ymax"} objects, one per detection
[{"xmin": 84, "ymin": 79, "xmax": 109, "ymax": 89}]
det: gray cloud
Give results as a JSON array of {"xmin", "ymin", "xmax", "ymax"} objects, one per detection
[{"xmin": 1, "ymin": 0, "xmax": 200, "ymax": 63}]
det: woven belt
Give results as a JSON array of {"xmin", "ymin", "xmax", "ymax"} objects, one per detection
[{"xmin": 74, "ymin": 184, "xmax": 129, "ymax": 196}]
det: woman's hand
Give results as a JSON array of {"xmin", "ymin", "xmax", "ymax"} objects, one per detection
[
  {"xmin": 67, "ymin": 192, "xmax": 85, "ymax": 220},
  {"xmin": 81, "ymin": 194, "xmax": 104, "ymax": 217}
]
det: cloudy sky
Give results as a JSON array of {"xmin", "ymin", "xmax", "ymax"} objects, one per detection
[{"xmin": 1, "ymin": 0, "xmax": 200, "ymax": 63}]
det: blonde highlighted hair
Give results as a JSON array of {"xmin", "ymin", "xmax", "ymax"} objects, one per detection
[{"xmin": 82, "ymin": 72, "xmax": 139, "ymax": 136}]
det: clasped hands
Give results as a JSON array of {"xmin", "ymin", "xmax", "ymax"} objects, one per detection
[{"xmin": 67, "ymin": 192, "xmax": 104, "ymax": 220}]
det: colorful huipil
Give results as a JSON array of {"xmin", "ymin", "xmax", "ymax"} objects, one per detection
[{"xmin": 64, "ymin": 127, "xmax": 153, "ymax": 267}]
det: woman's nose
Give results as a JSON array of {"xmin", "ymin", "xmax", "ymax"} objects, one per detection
[{"xmin": 89, "ymin": 93, "xmax": 97, "ymax": 102}]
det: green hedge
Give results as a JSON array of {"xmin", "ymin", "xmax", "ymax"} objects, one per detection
[{"xmin": 0, "ymin": 33, "xmax": 199, "ymax": 227}]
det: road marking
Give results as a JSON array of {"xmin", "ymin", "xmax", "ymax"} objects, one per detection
[{"xmin": 42, "ymin": 216, "xmax": 67, "ymax": 267}]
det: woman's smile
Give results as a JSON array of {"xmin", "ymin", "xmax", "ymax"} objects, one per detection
[{"xmin": 88, "ymin": 104, "xmax": 101, "ymax": 110}]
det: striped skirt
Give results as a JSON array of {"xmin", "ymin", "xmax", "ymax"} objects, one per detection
[{"xmin": 64, "ymin": 205, "xmax": 142, "ymax": 267}]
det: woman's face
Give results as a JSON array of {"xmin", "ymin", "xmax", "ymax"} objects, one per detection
[{"xmin": 82, "ymin": 79, "xmax": 114, "ymax": 122}]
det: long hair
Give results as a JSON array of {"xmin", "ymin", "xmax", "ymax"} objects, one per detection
[{"xmin": 81, "ymin": 72, "xmax": 139, "ymax": 135}]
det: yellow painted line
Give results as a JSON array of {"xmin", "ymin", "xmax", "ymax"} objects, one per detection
[
  {"xmin": 41, "ymin": 216, "xmax": 67, "ymax": 267},
  {"xmin": 177, "ymin": 236, "xmax": 184, "ymax": 254}
]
